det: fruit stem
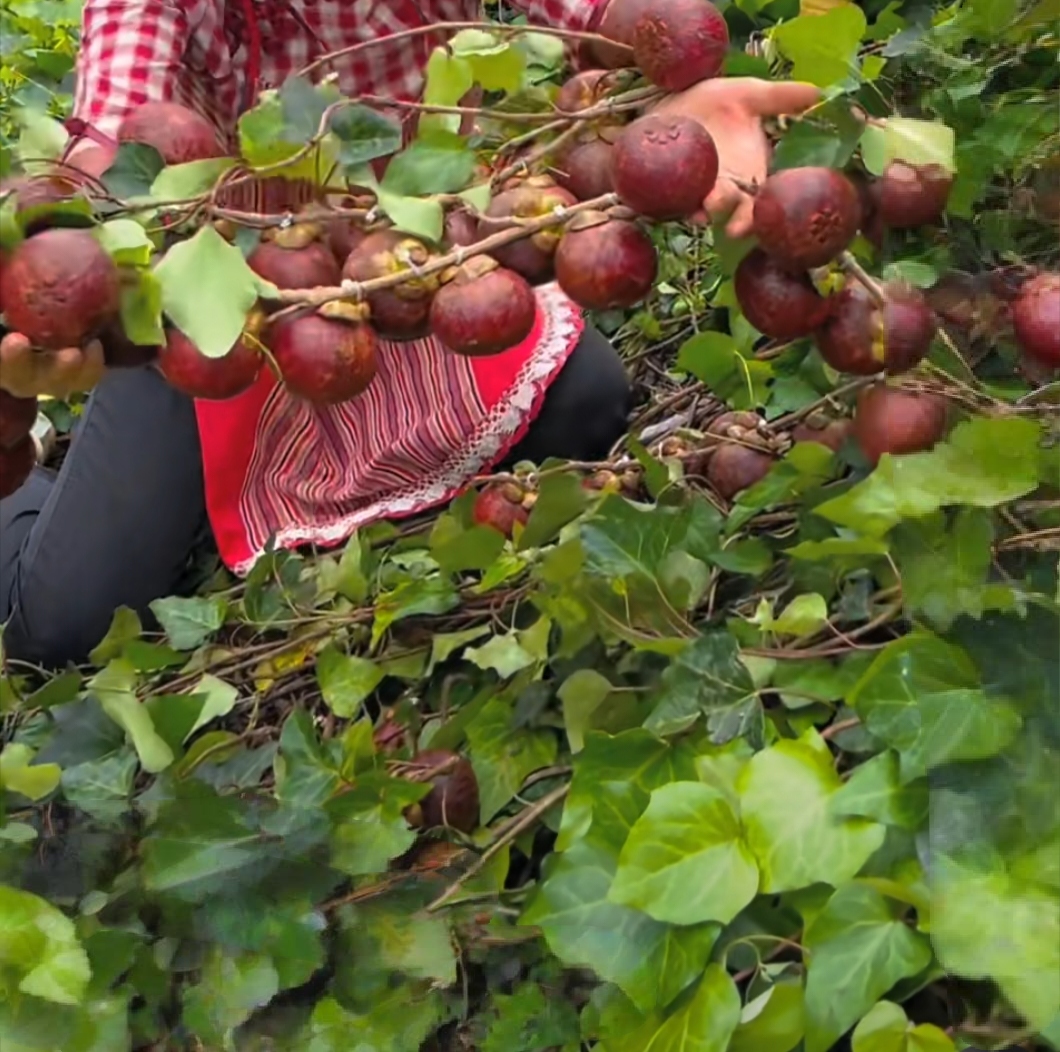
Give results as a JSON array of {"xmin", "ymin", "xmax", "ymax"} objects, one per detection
[
  {"xmin": 267, "ymin": 191, "xmax": 621, "ymax": 317},
  {"xmin": 837, "ymin": 251, "xmax": 887, "ymax": 307}
]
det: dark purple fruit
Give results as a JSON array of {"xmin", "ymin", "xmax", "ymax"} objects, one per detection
[
  {"xmin": 875, "ymin": 161, "xmax": 953, "ymax": 229},
  {"xmin": 409, "ymin": 749, "xmax": 480, "ymax": 833},
  {"xmin": 158, "ymin": 325, "xmax": 263, "ymax": 401},
  {"xmin": 269, "ymin": 312, "xmax": 378, "ymax": 404},
  {"xmin": 554, "ymin": 212, "xmax": 657, "ymax": 310},
  {"xmin": 707, "ymin": 444, "xmax": 774, "ymax": 499},
  {"xmin": 1011, "ymin": 272, "xmax": 1060, "ymax": 369},
  {"xmin": 734, "ymin": 248, "xmax": 833, "ymax": 340},
  {"xmin": 853, "ymin": 384, "xmax": 948, "ymax": 466},
  {"xmin": 632, "ymin": 0, "xmax": 729, "ymax": 92},
  {"xmin": 117, "ymin": 101, "xmax": 227, "ymax": 164},
  {"xmin": 483, "ymin": 179, "xmax": 578, "ymax": 282},
  {"xmin": 248, "ymin": 240, "xmax": 341, "ymax": 296}
]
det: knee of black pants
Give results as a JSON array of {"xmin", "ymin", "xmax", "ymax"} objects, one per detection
[{"xmin": 507, "ymin": 328, "xmax": 632, "ymax": 465}]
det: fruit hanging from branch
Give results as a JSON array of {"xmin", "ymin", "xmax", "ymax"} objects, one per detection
[
  {"xmin": 116, "ymin": 101, "xmax": 228, "ymax": 165},
  {"xmin": 814, "ymin": 281, "xmax": 937, "ymax": 376},
  {"xmin": 472, "ymin": 482, "xmax": 532, "ymax": 538},
  {"xmin": 248, "ymin": 235, "xmax": 342, "ymax": 300},
  {"xmin": 269, "ymin": 310, "xmax": 379, "ymax": 405},
  {"xmin": 0, "ymin": 228, "xmax": 121, "ymax": 350},
  {"xmin": 554, "ymin": 212, "xmax": 658, "ymax": 310},
  {"xmin": 631, "ymin": 0, "xmax": 729, "ymax": 92},
  {"xmin": 852, "ymin": 383, "xmax": 949, "ymax": 466},
  {"xmin": 342, "ymin": 230, "xmax": 440, "ymax": 341},
  {"xmin": 429, "ymin": 257, "xmax": 536, "ymax": 358},
  {"xmin": 752, "ymin": 167, "xmax": 863, "ymax": 271},
  {"xmin": 734, "ymin": 248, "xmax": 833, "ymax": 340},
  {"xmin": 482, "ymin": 178, "xmax": 578, "ymax": 282},
  {"xmin": 157, "ymin": 316, "xmax": 266, "ymax": 401},
  {"xmin": 874, "ymin": 161, "xmax": 953, "ymax": 229},
  {"xmin": 404, "ymin": 750, "xmax": 480, "ymax": 834},
  {"xmin": 1011, "ymin": 272, "xmax": 1060, "ymax": 369},
  {"xmin": 610, "ymin": 114, "xmax": 719, "ymax": 220}
]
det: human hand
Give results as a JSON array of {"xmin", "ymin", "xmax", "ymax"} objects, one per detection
[
  {"xmin": 652, "ymin": 78, "xmax": 822, "ymax": 237},
  {"xmin": 0, "ymin": 331, "xmax": 106, "ymax": 400}
]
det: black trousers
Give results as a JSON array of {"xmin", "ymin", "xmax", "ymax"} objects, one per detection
[{"xmin": 0, "ymin": 328, "xmax": 630, "ymax": 668}]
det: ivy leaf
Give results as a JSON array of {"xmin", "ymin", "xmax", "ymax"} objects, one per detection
[
  {"xmin": 300, "ymin": 989, "xmax": 449, "ymax": 1052},
  {"xmin": 558, "ymin": 669, "xmax": 614, "ymax": 753},
  {"xmin": 421, "ymin": 49, "xmax": 474, "ymax": 134},
  {"xmin": 327, "ymin": 775, "xmax": 424, "ymax": 876},
  {"xmin": 830, "ymin": 751, "xmax": 928, "ymax": 829},
  {"xmin": 522, "ymin": 837, "xmax": 721, "ymax": 1014},
  {"xmin": 14, "ymin": 107, "xmax": 69, "ymax": 170},
  {"xmin": 464, "ymin": 633, "xmax": 537, "ymax": 680},
  {"xmin": 182, "ymin": 949, "xmax": 279, "ymax": 1046},
  {"xmin": 60, "ymin": 750, "xmax": 138, "ymax": 825},
  {"xmin": 518, "ymin": 469, "xmax": 590, "ymax": 551},
  {"xmin": 186, "ymin": 674, "xmax": 239, "ymax": 738},
  {"xmin": 611, "ymin": 965, "xmax": 742, "ymax": 1052},
  {"xmin": 120, "ymin": 268, "xmax": 166, "ymax": 346},
  {"xmin": 154, "ymin": 226, "xmax": 271, "ymax": 358},
  {"xmin": 375, "ymin": 185, "xmax": 445, "ymax": 242},
  {"xmin": 880, "ymin": 117, "xmax": 956, "ymax": 172},
  {"xmin": 316, "ymin": 645, "xmax": 384, "ymax": 718},
  {"xmin": 341, "ymin": 900, "xmax": 457, "ymax": 986},
  {"xmin": 753, "ymin": 593, "xmax": 829, "ymax": 638},
  {"xmin": 931, "ymin": 857, "xmax": 1060, "ymax": 1030},
  {"xmin": 149, "ymin": 595, "xmax": 227, "ymax": 650},
  {"xmin": 382, "ymin": 131, "xmax": 476, "ymax": 196},
  {"xmin": 330, "ymin": 104, "xmax": 403, "ymax": 169},
  {"xmin": 278, "ymin": 74, "xmax": 336, "ymax": 144},
  {"xmin": 772, "ymin": 5, "xmax": 868, "ymax": 87},
  {"xmin": 237, "ymin": 92, "xmax": 339, "ymax": 177},
  {"xmin": 101, "ymin": 142, "xmax": 165, "ymax": 198},
  {"xmin": 847, "ymin": 634, "xmax": 1022, "ymax": 781},
  {"xmin": 802, "ymin": 884, "xmax": 934, "ymax": 1052},
  {"xmin": 676, "ymin": 331, "xmax": 771, "ymax": 410},
  {"xmin": 89, "ymin": 660, "xmax": 174, "ymax": 774},
  {"xmin": 449, "ymin": 30, "xmax": 526, "ymax": 93},
  {"xmin": 815, "ymin": 417, "xmax": 1042, "ymax": 537},
  {"xmin": 737, "ymin": 731, "xmax": 886, "ymax": 892},
  {"xmin": 0, "ymin": 885, "xmax": 91, "ymax": 1005},
  {"xmin": 609, "ymin": 782, "xmax": 759, "ymax": 926},
  {"xmin": 729, "ymin": 981, "xmax": 806, "ymax": 1052},
  {"xmin": 481, "ymin": 981, "xmax": 581, "ymax": 1052},
  {"xmin": 94, "ymin": 218, "xmax": 154, "ymax": 267},
  {"xmin": 150, "ymin": 157, "xmax": 235, "ymax": 200},
  {"xmin": 852, "ymin": 1001, "xmax": 955, "ymax": 1052},
  {"xmin": 0, "ymin": 743, "xmax": 60, "ymax": 801},
  {"xmin": 644, "ymin": 632, "xmax": 758, "ymax": 743},
  {"xmin": 88, "ymin": 605, "xmax": 142, "ymax": 664}
]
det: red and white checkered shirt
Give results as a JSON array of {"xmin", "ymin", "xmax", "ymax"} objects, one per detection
[{"xmin": 70, "ymin": 0, "xmax": 604, "ymax": 574}]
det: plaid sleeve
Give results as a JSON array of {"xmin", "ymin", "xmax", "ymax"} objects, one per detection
[
  {"xmin": 510, "ymin": 0, "xmax": 610, "ymax": 32},
  {"xmin": 72, "ymin": 0, "xmax": 201, "ymax": 137}
]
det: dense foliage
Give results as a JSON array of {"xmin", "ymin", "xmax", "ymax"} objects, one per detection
[{"xmin": 1, "ymin": 2, "xmax": 1058, "ymax": 1051}]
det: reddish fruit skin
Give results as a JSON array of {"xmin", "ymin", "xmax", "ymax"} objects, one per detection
[
  {"xmin": 431, "ymin": 267, "xmax": 536, "ymax": 357},
  {"xmin": 0, "ymin": 389, "xmax": 38, "ymax": 450},
  {"xmin": 753, "ymin": 167, "xmax": 862, "ymax": 271},
  {"xmin": 707, "ymin": 444, "xmax": 774, "ymax": 500},
  {"xmin": 412, "ymin": 750, "xmax": 480, "ymax": 833},
  {"xmin": 792, "ymin": 419, "xmax": 852, "ymax": 453},
  {"xmin": 875, "ymin": 161, "xmax": 953, "ymax": 229},
  {"xmin": 0, "ymin": 229, "xmax": 121, "ymax": 350},
  {"xmin": 553, "ymin": 138, "xmax": 616, "ymax": 202},
  {"xmin": 555, "ymin": 70, "xmax": 609, "ymax": 113},
  {"xmin": 815, "ymin": 282, "xmax": 936, "ymax": 377},
  {"xmin": 270, "ymin": 314, "xmax": 378, "ymax": 404},
  {"xmin": 0, "ymin": 435, "xmax": 36, "ymax": 499},
  {"xmin": 483, "ymin": 186, "xmax": 578, "ymax": 282},
  {"xmin": 1011, "ymin": 273, "xmax": 1060, "ymax": 369},
  {"xmin": 633, "ymin": 0, "xmax": 729, "ymax": 92},
  {"xmin": 342, "ymin": 230, "xmax": 436, "ymax": 341},
  {"xmin": 12, "ymin": 176, "xmax": 92, "ymax": 235},
  {"xmin": 554, "ymin": 219, "xmax": 657, "ymax": 310},
  {"xmin": 592, "ymin": 0, "xmax": 656, "ymax": 67},
  {"xmin": 0, "ymin": 246, "xmax": 9, "ymax": 315},
  {"xmin": 248, "ymin": 241, "xmax": 341, "ymax": 295},
  {"xmin": 611, "ymin": 115, "xmax": 719, "ymax": 220},
  {"xmin": 734, "ymin": 248, "xmax": 833, "ymax": 340},
  {"xmin": 158, "ymin": 329, "xmax": 263, "ymax": 400},
  {"xmin": 117, "ymin": 101, "xmax": 226, "ymax": 164},
  {"xmin": 853, "ymin": 384, "xmax": 948, "ymax": 467},
  {"xmin": 472, "ymin": 487, "xmax": 530, "ymax": 538},
  {"xmin": 444, "ymin": 209, "xmax": 479, "ymax": 249}
]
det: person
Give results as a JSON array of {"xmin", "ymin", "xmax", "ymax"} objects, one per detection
[{"xmin": 0, "ymin": 0, "xmax": 819, "ymax": 669}]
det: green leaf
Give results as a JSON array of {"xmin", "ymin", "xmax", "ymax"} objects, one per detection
[
  {"xmin": 14, "ymin": 107, "xmax": 69, "ymax": 171},
  {"xmin": 737, "ymin": 731, "xmax": 886, "ymax": 892},
  {"xmin": 644, "ymin": 632, "xmax": 758, "ymax": 742},
  {"xmin": 0, "ymin": 885, "xmax": 91, "ymax": 1005},
  {"xmin": 149, "ymin": 594, "xmax": 227, "ymax": 649},
  {"xmin": 753, "ymin": 593, "xmax": 829, "ymax": 638},
  {"xmin": 802, "ymin": 884, "xmax": 934, "ymax": 1052},
  {"xmin": 609, "ymin": 781, "xmax": 759, "ymax": 925},
  {"xmin": 237, "ymin": 92, "xmax": 339, "ymax": 177},
  {"xmin": 522, "ymin": 837, "xmax": 721, "ymax": 1014},
  {"xmin": 518, "ymin": 469, "xmax": 590, "ymax": 551},
  {"xmin": 300, "ymin": 989, "xmax": 449, "ymax": 1052},
  {"xmin": 60, "ymin": 751, "xmax": 138, "ymax": 825},
  {"xmin": 327, "ymin": 776, "xmax": 422, "ymax": 875},
  {"xmin": 182, "ymin": 949, "xmax": 279, "ymax": 1046},
  {"xmin": 729, "ymin": 981, "xmax": 805, "ymax": 1052},
  {"xmin": 421, "ymin": 49, "xmax": 474, "ymax": 134},
  {"xmin": 430, "ymin": 517, "xmax": 506, "ymax": 574},
  {"xmin": 847, "ymin": 634, "xmax": 1022, "ymax": 781},
  {"xmin": 316, "ymin": 646, "xmax": 384, "ymax": 718},
  {"xmin": 449, "ymin": 30, "xmax": 526, "ymax": 92},
  {"xmin": 931, "ymin": 857, "xmax": 1060, "ymax": 1030},
  {"xmin": 0, "ymin": 743, "xmax": 60, "ymax": 801},
  {"xmin": 119, "ymin": 268, "xmax": 166, "ymax": 346},
  {"xmin": 329, "ymin": 105, "xmax": 403, "ymax": 169},
  {"xmin": 382, "ymin": 131, "xmax": 476, "ymax": 196},
  {"xmin": 101, "ymin": 142, "xmax": 165, "ymax": 198},
  {"xmin": 830, "ymin": 752, "xmax": 928, "ymax": 829},
  {"xmin": 375, "ymin": 185, "xmax": 444, "ymax": 242},
  {"xmin": 481, "ymin": 981, "xmax": 580, "ymax": 1052},
  {"xmin": 852, "ymin": 1001, "xmax": 955, "ymax": 1052},
  {"xmin": 88, "ymin": 606, "xmax": 142, "ymax": 664},
  {"xmin": 150, "ymin": 157, "xmax": 235, "ymax": 200},
  {"xmin": 879, "ymin": 117, "xmax": 956, "ymax": 173},
  {"xmin": 186, "ymin": 674, "xmax": 239, "ymax": 738},
  {"xmin": 89, "ymin": 660, "xmax": 174, "ymax": 774},
  {"xmin": 676, "ymin": 331, "xmax": 771, "ymax": 409},
  {"xmin": 93, "ymin": 218, "xmax": 154, "ymax": 267},
  {"xmin": 154, "ymin": 225, "xmax": 270, "ymax": 358},
  {"xmin": 558, "ymin": 669, "xmax": 614, "ymax": 753},
  {"xmin": 340, "ymin": 900, "xmax": 457, "ymax": 986},
  {"xmin": 772, "ymin": 6, "xmax": 868, "ymax": 87},
  {"xmin": 815, "ymin": 417, "xmax": 1042, "ymax": 537},
  {"xmin": 464, "ymin": 633, "xmax": 538, "ymax": 680},
  {"xmin": 609, "ymin": 965, "xmax": 742, "ymax": 1052}
]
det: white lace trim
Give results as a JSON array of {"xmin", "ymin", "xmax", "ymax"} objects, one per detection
[{"xmin": 231, "ymin": 283, "xmax": 584, "ymax": 575}]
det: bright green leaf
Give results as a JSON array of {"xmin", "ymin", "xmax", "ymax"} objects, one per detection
[
  {"xmin": 0, "ymin": 744, "xmax": 60, "ymax": 801},
  {"xmin": 558, "ymin": 669, "xmax": 614, "ymax": 753},
  {"xmin": 150, "ymin": 157, "xmax": 235, "ymax": 200},
  {"xmin": 89, "ymin": 660, "xmax": 174, "ymax": 774},
  {"xmin": 316, "ymin": 645, "xmax": 384, "ymax": 718},
  {"xmin": 149, "ymin": 594, "xmax": 227, "ymax": 650},
  {"xmin": 772, "ymin": 6, "xmax": 868, "ymax": 87},
  {"xmin": 852, "ymin": 1001, "xmax": 955, "ymax": 1052}
]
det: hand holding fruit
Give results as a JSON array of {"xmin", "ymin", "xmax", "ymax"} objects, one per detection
[
  {"xmin": 0, "ymin": 331, "xmax": 106, "ymax": 400},
  {"xmin": 652, "ymin": 77, "xmax": 822, "ymax": 236}
]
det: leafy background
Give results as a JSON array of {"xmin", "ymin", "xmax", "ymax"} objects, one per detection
[{"xmin": 1, "ymin": 1, "xmax": 1059, "ymax": 1051}]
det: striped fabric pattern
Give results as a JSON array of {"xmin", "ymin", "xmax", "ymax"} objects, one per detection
[{"xmin": 69, "ymin": 0, "xmax": 601, "ymax": 573}]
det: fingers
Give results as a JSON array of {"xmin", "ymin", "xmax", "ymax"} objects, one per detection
[
  {"xmin": 703, "ymin": 177, "xmax": 743, "ymax": 227},
  {"xmin": 0, "ymin": 333, "xmax": 107, "ymax": 399},
  {"xmin": 746, "ymin": 79, "xmax": 822, "ymax": 118},
  {"xmin": 725, "ymin": 195, "xmax": 757, "ymax": 239}
]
